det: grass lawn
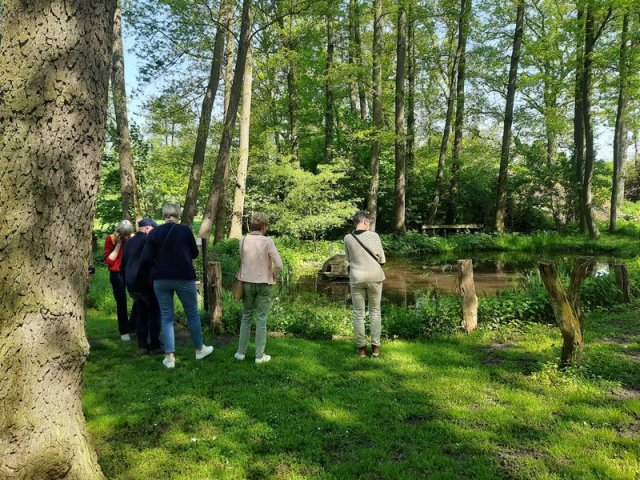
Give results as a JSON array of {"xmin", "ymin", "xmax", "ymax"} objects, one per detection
[{"xmin": 83, "ymin": 309, "xmax": 640, "ymax": 479}]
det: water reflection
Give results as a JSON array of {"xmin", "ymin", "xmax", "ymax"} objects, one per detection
[{"xmin": 286, "ymin": 254, "xmax": 625, "ymax": 306}]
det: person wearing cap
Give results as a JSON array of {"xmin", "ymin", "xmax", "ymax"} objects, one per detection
[
  {"xmin": 104, "ymin": 219, "xmax": 137, "ymax": 341},
  {"xmin": 121, "ymin": 217, "xmax": 162, "ymax": 354}
]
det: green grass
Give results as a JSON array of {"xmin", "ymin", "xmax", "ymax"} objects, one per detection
[{"xmin": 83, "ymin": 309, "xmax": 640, "ymax": 479}]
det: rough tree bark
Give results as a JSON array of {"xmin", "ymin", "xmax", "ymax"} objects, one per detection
[
  {"xmin": 181, "ymin": 0, "xmax": 230, "ymax": 228},
  {"xmin": 199, "ymin": 0, "xmax": 253, "ymax": 241},
  {"xmin": 610, "ymin": 12, "xmax": 629, "ymax": 233},
  {"xmin": 539, "ymin": 258, "xmax": 594, "ymax": 368},
  {"xmin": 494, "ymin": 0, "xmax": 525, "ymax": 233},
  {"xmin": 353, "ymin": 0, "xmax": 368, "ymax": 120},
  {"xmin": 112, "ymin": 1, "xmax": 141, "ymax": 222},
  {"xmin": 367, "ymin": 0, "xmax": 383, "ymax": 231},
  {"xmin": 0, "ymin": 1, "xmax": 116, "ymax": 478},
  {"xmin": 446, "ymin": 0, "xmax": 472, "ymax": 224},
  {"xmin": 230, "ymin": 45, "xmax": 254, "ymax": 239},
  {"xmin": 394, "ymin": 3, "xmax": 407, "ymax": 233},
  {"xmin": 348, "ymin": 0, "xmax": 359, "ymax": 117}
]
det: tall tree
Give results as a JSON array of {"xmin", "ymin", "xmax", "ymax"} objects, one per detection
[
  {"xmin": 494, "ymin": 0, "xmax": 526, "ymax": 233},
  {"xmin": 353, "ymin": 0, "xmax": 368, "ymax": 120},
  {"xmin": 230, "ymin": 45, "xmax": 254, "ymax": 239},
  {"xmin": 610, "ymin": 12, "xmax": 630, "ymax": 233},
  {"xmin": 0, "ymin": 1, "xmax": 116, "ymax": 478},
  {"xmin": 428, "ymin": 18, "xmax": 459, "ymax": 225},
  {"xmin": 276, "ymin": 0, "xmax": 301, "ymax": 163},
  {"xmin": 112, "ymin": 1, "xmax": 141, "ymax": 222},
  {"xmin": 215, "ymin": 3, "xmax": 238, "ymax": 243},
  {"xmin": 446, "ymin": 0, "xmax": 472, "ymax": 224},
  {"xmin": 199, "ymin": 0, "xmax": 253, "ymax": 241},
  {"xmin": 581, "ymin": 2, "xmax": 612, "ymax": 239},
  {"xmin": 395, "ymin": 2, "xmax": 407, "ymax": 233},
  {"xmin": 367, "ymin": 0, "xmax": 383, "ymax": 230},
  {"xmin": 406, "ymin": 2, "xmax": 416, "ymax": 173},
  {"xmin": 324, "ymin": 12, "xmax": 335, "ymax": 164},
  {"xmin": 181, "ymin": 0, "xmax": 230, "ymax": 228},
  {"xmin": 573, "ymin": 3, "xmax": 586, "ymax": 232}
]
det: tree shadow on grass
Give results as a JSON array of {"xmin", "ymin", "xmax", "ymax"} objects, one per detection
[{"xmin": 84, "ymin": 313, "xmax": 640, "ymax": 480}]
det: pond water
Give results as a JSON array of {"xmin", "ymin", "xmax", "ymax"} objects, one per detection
[{"xmin": 286, "ymin": 253, "xmax": 623, "ymax": 306}]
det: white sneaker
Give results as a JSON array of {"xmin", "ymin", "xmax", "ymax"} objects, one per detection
[
  {"xmin": 234, "ymin": 352, "xmax": 246, "ymax": 361},
  {"xmin": 162, "ymin": 356, "xmax": 175, "ymax": 369},
  {"xmin": 120, "ymin": 334, "xmax": 131, "ymax": 341},
  {"xmin": 195, "ymin": 345, "xmax": 214, "ymax": 360},
  {"xmin": 255, "ymin": 354, "xmax": 271, "ymax": 364}
]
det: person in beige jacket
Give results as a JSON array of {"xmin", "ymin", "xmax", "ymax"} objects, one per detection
[{"xmin": 234, "ymin": 212, "xmax": 283, "ymax": 364}]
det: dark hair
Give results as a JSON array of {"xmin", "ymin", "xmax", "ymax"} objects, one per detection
[{"xmin": 352, "ymin": 211, "xmax": 370, "ymax": 228}]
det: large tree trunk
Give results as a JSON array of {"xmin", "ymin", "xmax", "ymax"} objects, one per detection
[
  {"xmin": 494, "ymin": 0, "xmax": 525, "ymax": 233},
  {"xmin": 199, "ymin": 0, "xmax": 253, "ymax": 241},
  {"xmin": 367, "ymin": 0, "xmax": 383, "ymax": 231},
  {"xmin": 230, "ymin": 45, "xmax": 254, "ymax": 239},
  {"xmin": 112, "ymin": 2, "xmax": 141, "ymax": 222},
  {"xmin": 539, "ymin": 258, "xmax": 594, "ymax": 368},
  {"xmin": 394, "ymin": 3, "xmax": 407, "ymax": 233},
  {"xmin": 428, "ymin": 22, "xmax": 459, "ymax": 225},
  {"xmin": 181, "ymin": 0, "xmax": 229, "ymax": 228},
  {"xmin": 324, "ymin": 14, "xmax": 335, "ymax": 164},
  {"xmin": 446, "ymin": 0, "xmax": 472, "ymax": 225},
  {"xmin": 610, "ymin": 13, "xmax": 629, "ymax": 233},
  {"xmin": 0, "ymin": 1, "xmax": 116, "ymax": 478}
]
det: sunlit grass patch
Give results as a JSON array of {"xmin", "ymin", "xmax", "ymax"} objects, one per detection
[{"xmin": 84, "ymin": 308, "xmax": 640, "ymax": 479}]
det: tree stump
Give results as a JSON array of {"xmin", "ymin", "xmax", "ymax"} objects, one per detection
[
  {"xmin": 539, "ymin": 258, "xmax": 594, "ymax": 367},
  {"xmin": 614, "ymin": 264, "xmax": 630, "ymax": 303},
  {"xmin": 207, "ymin": 261, "xmax": 223, "ymax": 331},
  {"xmin": 458, "ymin": 259, "xmax": 478, "ymax": 332}
]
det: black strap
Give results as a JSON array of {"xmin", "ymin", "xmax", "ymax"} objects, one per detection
[
  {"xmin": 350, "ymin": 232, "xmax": 382, "ymax": 265},
  {"xmin": 157, "ymin": 224, "xmax": 176, "ymax": 258}
]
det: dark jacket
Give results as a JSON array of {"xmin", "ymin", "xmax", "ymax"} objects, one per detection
[
  {"xmin": 120, "ymin": 231, "xmax": 151, "ymax": 292},
  {"xmin": 141, "ymin": 222, "xmax": 199, "ymax": 281}
]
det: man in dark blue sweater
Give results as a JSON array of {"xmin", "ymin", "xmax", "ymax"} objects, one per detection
[{"xmin": 121, "ymin": 217, "xmax": 162, "ymax": 354}]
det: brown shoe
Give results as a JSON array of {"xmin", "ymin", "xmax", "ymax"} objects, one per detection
[
  {"xmin": 371, "ymin": 345, "xmax": 380, "ymax": 357},
  {"xmin": 358, "ymin": 346, "xmax": 367, "ymax": 357}
]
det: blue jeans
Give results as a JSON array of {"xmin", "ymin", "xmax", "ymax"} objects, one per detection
[{"xmin": 153, "ymin": 279, "xmax": 203, "ymax": 353}]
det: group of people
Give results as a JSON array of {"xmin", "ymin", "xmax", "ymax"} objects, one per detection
[{"xmin": 104, "ymin": 206, "xmax": 386, "ymax": 368}]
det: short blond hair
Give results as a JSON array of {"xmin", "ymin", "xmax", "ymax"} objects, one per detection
[{"xmin": 250, "ymin": 212, "xmax": 269, "ymax": 231}]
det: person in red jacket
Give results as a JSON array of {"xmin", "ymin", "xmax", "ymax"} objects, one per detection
[{"xmin": 104, "ymin": 219, "xmax": 136, "ymax": 340}]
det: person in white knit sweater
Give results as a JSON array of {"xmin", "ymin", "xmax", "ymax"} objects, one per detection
[{"xmin": 344, "ymin": 211, "xmax": 386, "ymax": 357}]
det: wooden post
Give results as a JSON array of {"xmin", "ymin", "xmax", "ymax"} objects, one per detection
[
  {"xmin": 614, "ymin": 264, "xmax": 630, "ymax": 302},
  {"xmin": 458, "ymin": 259, "xmax": 478, "ymax": 332},
  {"xmin": 207, "ymin": 261, "xmax": 223, "ymax": 331}
]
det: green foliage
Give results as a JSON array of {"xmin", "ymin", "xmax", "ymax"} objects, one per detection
[{"xmin": 245, "ymin": 155, "xmax": 356, "ymax": 239}]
